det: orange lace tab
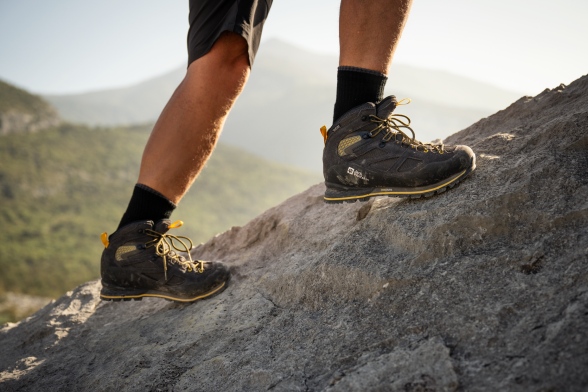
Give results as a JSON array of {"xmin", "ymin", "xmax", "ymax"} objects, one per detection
[
  {"xmin": 320, "ymin": 125, "xmax": 328, "ymax": 145},
  {"xmin": 101, "ymin": 232, "xmax": 109, "ymax": 248},
  {"xmin": 396, "ymin": 98, "xmax": 412, "ymax": 106},
  {"xmin": 169, "ymin": 220, "xmax": 183, "ymax": 229}
]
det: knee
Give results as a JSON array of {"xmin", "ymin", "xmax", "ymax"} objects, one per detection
[
  {"xmin": 216, "ymin": 32, "xmax": 250, "ymax": 66},
  {"xmin": 183, "ymin": 32, "xmax": 250, "ymax": 95},
  {"xmin": 199, "ymin": 32, "xmax": 250, "ymax": 75}
]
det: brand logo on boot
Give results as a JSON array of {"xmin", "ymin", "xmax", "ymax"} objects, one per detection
[{"xmin": 347, "ymin": 167, "xmax": 368, "ymax": 181}]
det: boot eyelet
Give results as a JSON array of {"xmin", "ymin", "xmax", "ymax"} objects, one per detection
[
  {"xmin": 362, "ymin": 132, "xmax": 370, "ymax": 139},
  {"xmin": 379, "ymin": 142, "xmax": 386, "ymax": 148},
  {"xmin": 361, "ymin": 115, "xmax": 368, "ymax": 121}
]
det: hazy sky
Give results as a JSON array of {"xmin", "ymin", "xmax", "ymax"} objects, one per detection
[{"xmin": 0, "ymin": 0, "xmax": 586, "ymax": 96}]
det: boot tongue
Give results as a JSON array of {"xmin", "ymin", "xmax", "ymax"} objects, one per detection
[
  {"xmin": 153, "ymin": 219, "xmax": 172, "ymax": 233},
  {"xmin": 376, "ymin": 95, "xmax": 398, "ymax": 118}
]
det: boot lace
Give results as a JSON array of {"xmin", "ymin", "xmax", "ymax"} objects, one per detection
[
  {"xmin": 367, "ymin": 102, "xmax": 445, "ymax": 154},
  {"xmin": 143, "ymin": 221, "xmax": 205, "ymax": 281}
]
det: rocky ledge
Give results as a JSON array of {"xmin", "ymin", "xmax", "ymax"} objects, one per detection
[
  {"xmin": 0, "ymin": 80, "xmax": 61, "ymax": 135},
  {"xmin": 1, "ymin": 75, "xmax": 587, "ymax": 391}
]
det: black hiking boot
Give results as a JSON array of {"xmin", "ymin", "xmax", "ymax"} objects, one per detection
[
  {"xmin": 100, "ymin": 219, "xmax": 229, "ymax": 302},
  {"xmin": 322, "ymin": 96, "xmax": 476, "ymax": 203}
]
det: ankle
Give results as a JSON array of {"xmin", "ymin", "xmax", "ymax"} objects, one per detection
[
  {"xmin": 117, "ymin": 184, "xmax": 176, "ymax": 230},
  {"xmin": 333, "ymin": 66, "xmax": 388, "ymax": 122}
]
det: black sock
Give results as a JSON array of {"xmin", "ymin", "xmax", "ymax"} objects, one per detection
[
  {"xmin": 333, "ymin": 66, "xmax": 388, "ymax": 122},
  {"xmin": 117, "ymin": 184, "xmax": 176, "ymax": 230}
]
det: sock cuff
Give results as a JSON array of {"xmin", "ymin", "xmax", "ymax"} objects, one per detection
[
  {"xmin": 135, "ymin": 183, "xmax": 177, "ymax": 208},
  {"xmin": 336, "ymin": 68, "xmax": 388, "ymax": 93},
  {"xmin": 338, "ymin": 66, "xmax": 388, "ymax": 78},
  {"xmin": 333, "ymin": 66, "xmax": 388, "ymax": 122},
  {"xmin": 117, "ymin": 184, "xmax": 177, "ymax": 230}
]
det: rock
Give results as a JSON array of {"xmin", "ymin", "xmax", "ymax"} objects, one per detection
[
  {"xmin": 0, "ymin": 80, "xmax": 61, "ymax": 135},
  {"xmin": 1, "ymin": 75, "xmax": 587, "ymax": 391},
  {"xmin": 0, "ymin": 109, "xmax": 61, "ymax": 135},
  {"xmin": 0, "ymin": 293, "xmax": 52, "ymax": 323}
]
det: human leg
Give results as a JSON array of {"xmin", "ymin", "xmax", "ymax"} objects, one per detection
[
  {"xmin": 101, "ymin": 0, "xmax": 273, "ymax": 302},
  {"xmin": 116, "ymin": 32, "xmax": 249, "ymax": 230},
  {"xmin": 138, "ymin": 32, "xmax": 250, "ymax": 205},
  {"xmin": 118, "ymin": 0, "xmax": 273, "ymax": 227},
  {"xmin": 339, "ymin": 0, "xmax": 413, "ymax": 73},
  {"xmin": 101, "ymin": 35, "xmax": 247, "ymax": 302},
  {"xmin": 333, "ymin": 0, "xmax": 412, "ymax": 121},
  {"xmin": 323, "ymin": 0, "xmax": 475, "ymax": 202}
]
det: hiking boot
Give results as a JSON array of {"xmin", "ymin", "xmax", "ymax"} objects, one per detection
[
  {"xmin": 322, "ymin": 96, "xmax": 476, "ymax": 203},
  {"xmin": 100, "ymin": 219, "xmax": 229, "ymax": 302}
]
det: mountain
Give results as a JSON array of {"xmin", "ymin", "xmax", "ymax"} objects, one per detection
[
  {"xmin": 0, "ymin": 122, "xmax": 320, "ymax": 302},
  {"xmin": 0, "ymin": 79, "xmax": 60, "ymax": 135},
  {"xmin": 44, "ymin": 69, "xmax": 184, "ymax": 126},
  {"xmin": 44, "ymin": 39, "xmax": 523, "ymax": 170},
  {"xmin": 2, "ymin": 75, "xmax": 586, "ymax": 391}
]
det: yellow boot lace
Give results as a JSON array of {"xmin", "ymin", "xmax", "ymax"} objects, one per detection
[
  {"xmin": 143, "ymin": 221, "xmax": 205, "ymax": 281},
  {"xmin": 367, "ymin": 99, "xmax": 445, "ymax": 154}
]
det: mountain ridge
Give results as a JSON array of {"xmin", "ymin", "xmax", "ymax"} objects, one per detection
[
  {"xmin": 43, "ymin": 39, "xmax": 523, "ymax": 113},
  {"xmin": 43, "ymin": 39, "xmax": 523, "ymax": 171}
]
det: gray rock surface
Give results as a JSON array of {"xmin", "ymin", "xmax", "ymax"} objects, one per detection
[
  {"xmin": 0, "ymin": 293, "xmax": 52, "ymax": 322},
  {"xmin": 1, "ymin": 75, "xmax": 587, "ymax": 391}
]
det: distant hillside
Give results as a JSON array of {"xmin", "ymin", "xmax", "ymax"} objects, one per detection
[
  {"xmin": 44, "ymin": 39, "xmax": 523, "ymax": 170},
  {"xmin": 45, "ymin": 69, "xmax": 183, "ymax": 126},
  {"xmin": 0, "ymin": 79, "xmax": 60, "ymax": 135},
  {"xmin": 0, "ymin": 122, "xmax": 320, "ymax": 300}
]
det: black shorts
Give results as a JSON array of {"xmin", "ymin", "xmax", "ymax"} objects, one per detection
[{"xmin": 187, "ymin": 0, "xmax": 273, "ymax": 67}]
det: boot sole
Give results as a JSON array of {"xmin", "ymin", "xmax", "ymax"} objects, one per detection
[
  {"xmin": 100, "ymin": 280, "xmax": 228, "ymax": 303},
  {"xmin": 324, "ymin": 165, "xmax": 475, "ymax": 204}
]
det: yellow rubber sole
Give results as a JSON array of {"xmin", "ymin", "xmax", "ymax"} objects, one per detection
[
  {"xmin": 324, "ymin": 168, "xmax": 472, "ymax": 203},
  {"xmin": 100, "ymin": 280, "xmax": 227, "ymax": 303}
]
